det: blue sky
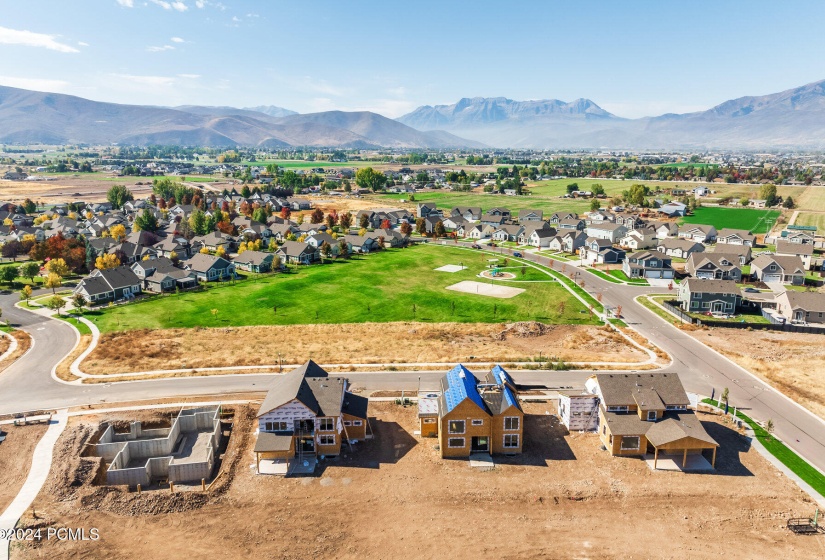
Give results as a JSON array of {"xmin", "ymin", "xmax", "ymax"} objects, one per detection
[{"xmin": 2, "ymin": 0, "xmax": 825, "ymax": 118}]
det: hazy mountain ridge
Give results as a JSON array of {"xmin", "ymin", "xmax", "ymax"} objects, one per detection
[{"xmin": 0, "ymin": 86, "xmax": 482, "ymax": 149}]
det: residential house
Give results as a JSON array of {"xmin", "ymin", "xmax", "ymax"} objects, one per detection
[
  {"xmin": 558, "ymin": 392, "xmax": 600, "ymax": 432},
  {"xmin": 751, "ymin": 254, "xmax": 806, "ymax": 285},
  {"xmin": 618, "ymin": 229, "xmax": 658, "ymax": 250},
  {"xmin": 782, "ymin": 230, "xmax": 815, "ymax": 245},
  {"xmin": 255, "ymin": 361, "xmax": 369, "ymax": 474},
  {"xmin": 525, "ymin": 228, "xmax": 555, "ymax": 248},
  {"xmin": 131, "ymin": 257, "xmax": 197, "ymax": 293},
  {"xmin": 185, "ymin": 253, "xmax": 235, "ymax": 282},
  {"xmin": 622, "ymin": 251, "xmax": 675, "ymax": 279},
  {"xmin": 685, "ymin": 253, "xmax": 742, "ymax": 281},
  {"xmin": 678, "ymin": 278, "xmax": 741, "ymax": 314},
  {"xmin": 490, "ymin": 224, "xmax": 523, "ymax": 243},
  {"xmin": 716, "ymin": 228, "xmax": 755, "ymax": 247},
  {"xmin": 678, "ymin": 224, "xmax": 717, "ymax": 244},
  {"xmin": 586, "ymin": 373, "xmax": 718, "ymax": 468},
  {"xmin": 581, "ymin": 238, "xmax": 625, "ymax": 264},
  {"xmin": 656, "ymin": 238, "xmax": 705, "ymax": 259},
  {"xmin": 74, "ymin": 266, "xmax": 142, "ymax": 305},
  {"xmin": 451, "ymin": 207, "xmax": 482, "ymax": 222},
  {"xmin": 343, "ymin": 234, "xmax": 376, "ymax": 253},
  {"xmin": 276, "ymin": 241, "xmax": 319, "ymax": 264},
  {"xmin": 479, "ymin": 214, "xmax": 507, "ymax": 227},
  {"xmin": 234, "ymin": 250, "xmax": 275, "ymax": 273},
  {"xmin": 712, "ymin": 243, "xmax": 751, "ymax": 265},
  {"xmin": 773, "ymin": 291, "xmax": 825, "ymax": 324},
  {"xmin": 485, "ymin": 207, "xmax": 511, "ymax": 219},
  {"xmin": 585, "ymin": 222, "xmax": 627, "ymax": 243},
  {"xmin": 775, "ymin": 240, "xmax": 814, "ymax": 270},
  {"xmin": 556, "ymin": 218, "xmax": 587, "ymax": 231},
  {"xmin": 417, "ymin": 203, "xmax": 441, "ymax": 218},
  {"xmin": 518, "ymin": 209, "xmax": 544, "ymax": 222},
  {"xmin": 436, "ymin": 365, "xmax": 524, "ymax": 458}
]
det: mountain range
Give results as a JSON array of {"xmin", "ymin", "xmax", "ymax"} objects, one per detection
[
  {"xmin": 0, "ymin": 86, "xmax": 483, "ymax": 149},
  {"xmin": 397, "ymin": 80, "xmax": 825, "ymax": 150},
  {"xmin": 2, "ymin": 80, "xmax": 825, "ymax": 149}
]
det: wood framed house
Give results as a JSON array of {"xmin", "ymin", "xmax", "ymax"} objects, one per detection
[
  {"xmin": 491, "ymin": 224, "xmax": 523, "ymax": 243},
  {"xmin": 774, "ymin": 291, "xmax": 825, "ymax": 324},
  {"xmin": 677, "ymin": 278, "xmax": 741, "ymax": 314},
  {"xmin": 618, "ymin": 229, "xmax": 658, "ymax": 250},
  {"xmin": 622, "ymin": 251, "xmax": 675, "ymax": 279},
  {"xmin": 586, "ymin": 373, "xmax": 718, "ymax": 469},
  {"xmin": 437, "ymin": 365, "xmax": 524, "ymax": 458},
  {"xmin": 775, "ymin": 240, "xmax": 814, "ymax": 270},
  {"xmin": 581, "ymin": 238, "xmax": 624, "ymax": 264},
  {"xmin": 525, "ymin": 228, "xmax": 555, "ymax": 248},
  {"xmin": 751, "ymin": 254, "xmax": 805, "ymax": 285},
  {"xmin": 131, "ymin": 257, "xmax": 197, "ymax": 292},
  {"xmin": 518, "ymin": 209, "xmax": 544, "ymax": 222},
  {"xmin": 234, "ymin": 250, "xmax": 275, "ymax": 273},
  {"xmin": 255, "ymin": 361, "xmax": 369, "ymax": 475},
  {"xmin": 712, "ymin": 243, "xmax": 751, "ymax": 265},
  {"xmin": 586, "ymin": 222, "xmax": 627, "ymax": 243},
  {"xmin": 558, "ymin": 392, "xmax": 599, "ymax": 432},
  {"xmin": 685, "ymin": 253, "xmax": 742, "ymax": 281}
]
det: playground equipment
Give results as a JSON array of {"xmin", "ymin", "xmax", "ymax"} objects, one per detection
[{"xmin": 787, "ymin": 509, "xmax": 823, "ymax": 535}]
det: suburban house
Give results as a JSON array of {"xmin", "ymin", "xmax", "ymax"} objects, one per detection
[
  {"xmin": 716, "ymin": 228, "xmax": 756, "ymax": 247},
  {"xmin": 416, "ymin": 203, "xmax": 440, "ymax": 218},
  {"xmin": 657, "ymin": 238, "xmax": 705, "ymax": 259},
  {"xmin": 678, "ymin": 224, "xmax": 717, "ymax": 244},
  {"xmin": 131, "ymin": 257, "xmax": 197, "ymax": 292},
  {"xmin": 677, "ymin": 278, "xmax": 742, "ymax": 314},
  {"xmin": 344, "ymin": 234, "xmax": 377, "ymax": 253},
  {"xmin": 74, "ymin": 266, "xmax": 143, "ymax": 305},
  {"xmin": 451, "ymin": 206, "xmax": 482, "ymax": 222},
  {"xmin": 586, "ymin": 223, "xmax": 627, "ymax": 243},
  {"xmin": 581, "ymin": 237, "xmax": 625, "ymax": 264},
  {"xmin": 618, "ymin": 229, "xmax": 658, "ymax": 250},
  {"xmin": 185, "ymin": 253, "xmax": 235, "ymax": 282},
  {"xmin": 234, "ymin": 250, "xmax": 275, "ymax": 273},
  {"xmin": 525, "ymin": 228, "xmax": 555, "ymax": 248},
  {"xmin": 782, "ymin": 229, "xmax": 815, "ymax": 245},
  {"xmin": 436, "ymin": 364, "xmax": 524, "ymax": 458},
  {"xmin": 586, "ymin": 373, "xmax": 719, "ymax": 469},
  {"xmin": 549, "ymin": 212, "xmax": 578, "ymax": 224},
  {"xmin": 485, "ymin": 207, "xmax": 511, "ymax": 219},
  {"xmin": 254, "ymin": 361, "xmax": 369, "ymax": 474},
  {"xmin": 712, "ymin": 243, "xmax": 751, "ymax": 265},
  {"xmin": 685, "ymin": 253, "xmax": 743, "ymax": 281},
  {"xmin": 517, "ymin": 222, "xmax": 551, "ymax": 245},
  {"xmin": 622, "ymin": 251, "xmax": 675, "ymax": 279},
  {"xmin": 276, "ymin": 241, "xmax": 319, "ymax": 264},
  {"xmin": 518, "ymin": 209, "xmax": 544, "ymax": 222},
  {"xmin": 751, "ymin": 254, "xmax": 806, "ymax": 285},
  {"xmin": 652, "ymin": 222, "xmax": 680, "ymax": 239},
  {"xmin": 491, "ymin": 224, "xmax": 523, "ymax": 243},
  {"xmin": 773, "ymin": 291, "xmax": 825, "ymax": 324},
  {"xmin": 552, "ymin": 231, "xmax": 588, "ymax": 254},
  {"xmin": 775, "ymin": 240, "xmax": 814, "ymax": 270},
  {"xmin": 557, "ymin": 218, "xmax": 587, "ymax": 231}
]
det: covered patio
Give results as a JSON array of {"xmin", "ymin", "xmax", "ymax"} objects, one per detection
[
  {"xmin": 645, "ymin": 416, "xmax": 719, "ymax": 471},
  {"xmin": 254, "ymin": 432, "xmax": 295, "ymax": 476}
]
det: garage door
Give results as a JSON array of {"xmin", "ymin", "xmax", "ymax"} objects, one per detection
[{"xmin": 762, "ymin": 274, "xmax": 781, "ymax": 283}]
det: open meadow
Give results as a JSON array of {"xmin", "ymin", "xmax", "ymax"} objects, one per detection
[{"xmin": 679, "ymin": 207, "xmax": 781, "ymax": 234}]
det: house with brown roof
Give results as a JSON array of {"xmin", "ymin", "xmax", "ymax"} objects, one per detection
[
  {"xmin": 716, "ymin": 228, "xmax": 755, "ymax": 247},
  {"xmin": 586, "ymin": 373, "xmax": 718, "ymax": 469},
  {"xmin": 774, "ymin": 291, "xmax": 825, "ymax": 324},
  {"xmin": 775, "ymin": 240, "xmax": 814, "ymax": 270},
  {"xmin": 623, "ymin": 250, "xmax": 675, "ymax": 279},
  {"xmin": 712, "ymin": 243, "xmax": 751, "ymax": 265},
  {"xmin": 751, "ymin": 254, "xmax": 806, "ymax": 285}
]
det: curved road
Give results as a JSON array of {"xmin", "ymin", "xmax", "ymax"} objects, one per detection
[{"xmin": 1, "ymin": 245, "xmax": 824, "ymax": 477}]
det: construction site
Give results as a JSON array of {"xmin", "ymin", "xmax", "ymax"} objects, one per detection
[{"xmin": 8, "ymin": 401, "xmax": 824, "ymax": 559}]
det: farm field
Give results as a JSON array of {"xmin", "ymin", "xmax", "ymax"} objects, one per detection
[
  {"xmin": 795, "ymin": 185, "xmax": 825, "ymax": 212},
  {"xmin": 376, "ymin": 190, "xmax": 593, "ymax": 214},
  {"xmin": 82, "ymin": 244, "xmax": 594, "ymax": 333},
  {"xmin": 679, "ymin": 207, "xmax": 780, "ymax": 234},
  {"xmin": 14, "ymin": 402, "xmax": 824, "ymax": 560},
  {"xmin": 794, "ymin": 212, "xmax": 825, "ymax": 231}
]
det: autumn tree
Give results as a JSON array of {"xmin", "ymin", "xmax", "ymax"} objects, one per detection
[
  {"xmin": 434, "ymin": 220, "xmax": 446, "ymax": 237},
  {"xmin": 320, "ymin": 241, "xmax": 332, "ymax": 260},
  {"xmin": 310, "ymin": 208, "xmax": 324, "ymax": 224},
  {"xmin": 355, "ymin": 167, "xmax": 387, "ymax": 192},
  {"xmin": 109, "ymin": 224, "xmax": 127, "ymax": 242},
  {"xmin": 400, "ymin": 222, "xmax": 412, "ymax": 236},
  {"xmin": 280, "ymin": 206, "xmax": 291, "ymax": 220},
  {"xmin": 339, "ymin": 212, "xmax": 352, "ymax": 230},
  {"xmin": 45, "ymin": 272, "xmax": 62, "ymax": 294},
  {"xmin": 338, "ymin": 239, "xmax": 349, "ymax": 259},
  {"xmin": 415, "ymin": 218, "xmax": 426, "ymax": 235},
  {"xmin": 46, "ymin": 258, "xmax": 69, "ymax": 278},
  {"xmin": 359, "ymin": 213, "xmax": 369, "ymax": 229},
  {"xmin": 19, "ymin": 284, "xmax": 32, "ymax": 303},
  {"xmin": 95, "ymin": 253, "xmax": 121, "ymax": 270},
  {"xmin": 72, "ymin": 293, "xmax": 87, "ymax": 313}
]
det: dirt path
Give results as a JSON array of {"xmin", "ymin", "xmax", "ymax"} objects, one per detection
[{"xmin": 0, "ymin": 424, "xmax": 48, "ymax": 513}]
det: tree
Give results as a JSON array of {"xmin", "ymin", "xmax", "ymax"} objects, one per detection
[
  {"xmin": 721, "ymin": 387, "xmax": 729, "ymax": 405},
  {"xmin": 215, "ymin": 246, "xmax": 226, "ymax": 258},
  {"xmin": 759, "ymin": 184, "xmax": 778, "ymax": 207},
  {"xmin": 320, "ymin": 241, "xmax": 332, "ymax": 260},
  {"xmin": 0, "ymin": 265, "xmax": 18, "ymax": 286},
  {"xmin": 434, "ymin": 220, "xmax": 446, "ymax": 237},
  {"xmin": 766, "ymin": 418, "xmax": 774, "ymax": 437},
  {"xmin": 339, "ymin": 212, "xmax": 352, "ymax": 230},
  {"xmin": 279, "ymin": 206, "xmax": 291, "ymax": 220},
  {"xmin": 45, "ymin": 272, "xmax": 62, "ymax": 294},
  {"xmin": 20, "ymin": 261, "xmax": 39, "ymax": 284},
  {"xmin": 783, "ymin": 196, "xmax": 795, "ymax": 209},
  {"xmin": 355, "ymin": 167, "xmax": 387, "ymax": 192},
  {"xmin": 45, "ymin": 295, "xmax": 66, "ymax": 316},
  {"xmin": 338, "ymin": 239, "xmax": 349, "ymax": 259},
  {"xmin": 109, "ymin": 224, "xmax": 127, "ymax": 242},
  {"xmin": 400, "ymin": 222, "xmax": 412, "ymax": 236},
  {"xmin": 358, "ymin": 227, "xmax": 367, "ymax": 236},
  {"xmin": 359, "ymin": 213, "xmax": 369, "ymax": 229},
  {"xmin": 134, "ymin": 208, "xmax": 159, "ymax": 232},
  {"xmin": 310, "ymin": 208, "xmax": 324, "ymax": 224},
  {"xmin": 189, "ymin": 209, "xmax": 209, "ymax": 236},
  {"xmin": 22, "ymin": 198, "xmax": 37, "ymax": 214},
  {"xmin": 106, "ymin": 184, "xmax": 134, "ymax": 209},
  {"xmin": 592, "ymin": 184, "xmax": 605, "ymax": 196},
  {"xmin": 415, "ymin": 217, "xmax": 426, "ymax": 235},
  {"xmin": 199, "ymin": 247, "xmax": 210, "ymax": 255},
  {"xmin": 566, "ymin": 183, "xmax": 579, "ymax": 194},
  {"xmin": 46, "ymin": 258, "xmax": 69, "ymax": 278},
  {"xmin": 71, "ymin": 293, "xmax": 87, "ymax": 313},
  {"xmin": 95, "ymin": 253, "xmax": 121, "ymax": 270},
  {"xmin": 380, "ymin": 219, "xmax": 392, "ymax": 230},
  {"xmin": 589, "ymin": 199, "xmax": 601, "ymax": 212},
  {"xmin": 252, "ymin": 207, "xmax": 268, "ymax": 224},
  {"xmin": 19, "ymin": 284, "xmax": 32, "ymax": 303}
]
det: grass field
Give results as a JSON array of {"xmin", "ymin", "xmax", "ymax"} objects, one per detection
[
  {"xmin": 82, "ymin": 245, "xmax": 595, "ymax": 332},
  {"xmin": 795, "ymin": 186, "xmax": 825, "ymax": 212},
  {"xmin": 794, "ymin": 212, "xmax": 825, "ymax": 231},
  {"xmin": 679, "ymin": 207, "xmax": 780, "ymax": 234}
]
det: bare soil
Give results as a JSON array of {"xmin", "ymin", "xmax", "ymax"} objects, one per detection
[
  {"xmin": 13, "ymin": 402, "xmax": 825, "ymax": 559},
  {"xmin": 0, "ymin": 423, "xmax": 48, "ymax": 513},
  {"xmin": 81, "ymin": 323, "xmax": 647, "ymax": 375},
  {"xmin": 692, "ymin": 328, "xmax": 825, "ymax": 421},
  {"xmin": 0, "ymin": 330, "xmax": 31, "ymax": 374}
]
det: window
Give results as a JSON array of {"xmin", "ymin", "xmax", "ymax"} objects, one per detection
[
  {"xmin": 264, "ymin": 421, "xmax": 288, "ymax": 432},
  {"xmin": 448, "ymin": 437, "xmax": 465, "ymax": 448},
  {"xmin": 602, "ymin": 425, "xmax": 607, "ymax": 436},
  {"xmin": 318, "ymin": 434, "xmax": 335, "ymax": 446},
  {"xmin": 690, "ymin": 301, "xmax": 699, "ymax": 309},
  {"xmin": 471, "ymin": 419, "xmax": 484, "ymax": 426},
  {"xmin": 504, "ymin": 417, "xmax": 520, "ymax": 431},
  {"xmin": 318, "ymin": 418, "xmax": 335, "ymax": 431},
  {"xmin": 620, "ymin": 436, "xmax": 640, "ymax": 450},
  {"xmin": 343, "ymin": 421, "xmax": 352, "ymax": 426},
  {"xmin": 606, "ymin": 406, "xmax": 628, "ymax": 412},
  {"xmin": 448, "ymin": 420, "xmax": 465, "ymax": 434},
  {"xmin": 422, "ymin": 418, "xmax": 436, "ymax": 424},
  {"xmin": 665, "ymin": 405, "xmax": 687, "ymax": 411},
  {"xmin": 647, "ymin": 411, "xmax": 656, "ymax": 421},
  {"xmin": 353, "ymin": 420, "xmax": 363, "ymax": 427},
  {"xmin": 503, "ymin": 434, "xmax": 519, "ymax": 448}
]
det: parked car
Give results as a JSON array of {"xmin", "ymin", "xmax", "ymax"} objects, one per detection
[
  {"xmin": 743, "ymin": 287, "xmax": 760, "ymax": 293},
  {"xmin": 513, "ymin": 251, "xmax": 522, "ymax": 257},
  {"xmin": 471, "ymin": 244, "xmax": 481, "ymax": 249}
]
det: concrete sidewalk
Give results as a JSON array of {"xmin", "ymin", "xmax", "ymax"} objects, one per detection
[{"xmin": 0, "ymin": 408, "xmax": 68, "ymax": 560}]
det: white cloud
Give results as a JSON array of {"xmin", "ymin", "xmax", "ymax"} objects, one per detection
[
  {"xmin": 177, "ymin": 74, "xmax": 200, "ymax": 79},
  {"xmin": 195, "ymin": 0, "xmax": 206, "ymax": 7},
  {"xmin": 0, "ymin": 76, "xmax": 71, "ymax": 92},
  {"xmin": 116, "ymin": 0, "xmax": 134, "ymax": 6},
  {"xmin": 147, "ymin": 44, "xmax": 175, "ymax": 52},
  {"xmin": 231, "ymin": 15, "xmax": 240, "ymax": 22},
  {"xmin": 78, "ymin": 41, "xmax": 89, "ymax": 47},
  {"xmin": 150, "ymin": 0, "xmax": 187, "ymax": 10},
  {"xmin": 171, "ymin": 1, "xmax": 188, "ymax": 11},
  {"xmin": 170, "ymin": 36, "xmax": 185, "ymax": 43},
  {"xmin": 0, "ymin": 26, "xmax": 79, "ymax": 53},
  {"xmin": 110, "ymin": 73, "xmax": 177, "ymax": 87}
]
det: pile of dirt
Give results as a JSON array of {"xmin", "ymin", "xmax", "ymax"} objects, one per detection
[
  {"xmin": 494, "ymin": 321, "xmax": 552, "ymax": 340},
  {"xmin": 79, "ymin": 486, "xmax": 210, "ymax": 516}
]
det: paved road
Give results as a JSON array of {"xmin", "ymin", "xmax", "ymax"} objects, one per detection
[{"xmin": 1, "ymin": 245, "xmax": 824, "ymax": 477}]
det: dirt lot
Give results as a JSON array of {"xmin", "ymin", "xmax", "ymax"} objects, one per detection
[
  {"xmin": 691, "ymin": 328, "xmax": 825, "ymax": 421},
  {"xmin": 81, "ymin": 322, "xmax": 647, "ymax": 375},
  {"xmin": 0, "ymin": 331, "xmax": 31, "ymax": 374},
  {"xmin": 0, "ymin": 423, "xmax": 48, "ymax": 513},
  {"xmin": 13, "ymin": 402, "xmax": 824, "ymax": 559}
]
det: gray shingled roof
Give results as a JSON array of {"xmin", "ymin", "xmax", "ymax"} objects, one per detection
[
  {"xmin": 257, "ymin": 360, "xmax": 346, "ymax": 418},
  {"xmin": 682, "ymin": 278, "xmax": 741, "ymax": 295}
]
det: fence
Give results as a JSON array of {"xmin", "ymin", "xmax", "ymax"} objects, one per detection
[{"xmin": 660, "ymin": 300, "xmax": 825, "ymax": 335}]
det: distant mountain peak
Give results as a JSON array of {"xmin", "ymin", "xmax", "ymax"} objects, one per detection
[{"xmin": 243, "ymin": 105, "xmax": 298, "ymax": 118}]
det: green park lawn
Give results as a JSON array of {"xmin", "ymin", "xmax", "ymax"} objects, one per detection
[
  {"xmin": 83, "ymin": 244, "xmax": 596, "ymax": 333},
  {"xmin": 679, "ymin": 207, "xmax": 780, "ymax": 234}
]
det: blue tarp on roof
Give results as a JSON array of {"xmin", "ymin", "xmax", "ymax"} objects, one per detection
[
  {"xmin": 491, "ymin": 365, "xmax": 518, "ymax": 409},
  {"xmin": 442, "ymin": 364, "xmax": 485, "ymax": 414}
]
